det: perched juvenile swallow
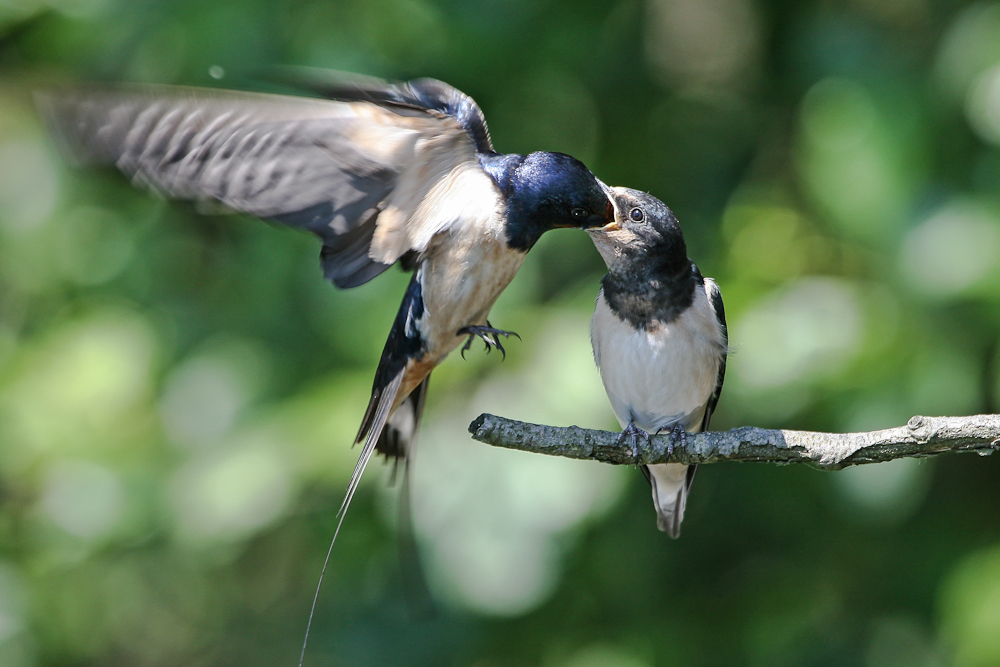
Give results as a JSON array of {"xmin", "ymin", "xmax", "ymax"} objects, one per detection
[
  {"xmin": 37, "ymin": 74, "xmax": 613, "ymax": 536},
  {"xmin": 589, "ymin": 188, "xmax": 727, "ymax": 537}
]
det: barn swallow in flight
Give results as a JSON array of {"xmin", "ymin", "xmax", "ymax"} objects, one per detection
[
  {"xmin": 37, "ymin": 73, "xmax": 613, "ymax": 556},
  {"xmin": 589, "ymin": 188, "xmax": 727, "ymax": 537}
]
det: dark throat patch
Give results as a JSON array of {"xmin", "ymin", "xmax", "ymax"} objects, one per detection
[{"xmin": 602, "ymin": 262, "xmax": 699, "ymax": 330}]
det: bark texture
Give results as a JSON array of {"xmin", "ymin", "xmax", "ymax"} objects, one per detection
[{"xmin": 467, "ymin": 414, "xmax": 1000, "ymax": 471}]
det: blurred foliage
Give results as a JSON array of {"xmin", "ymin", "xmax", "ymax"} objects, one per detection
[{"xmin": 1, "ymin": 0, "xmax": 1000, "ymax": 665}]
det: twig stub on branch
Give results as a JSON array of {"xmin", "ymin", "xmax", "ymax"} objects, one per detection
[{"xmin": 467, "ymin": 413, "xmax": 1000, "ymax": 471}]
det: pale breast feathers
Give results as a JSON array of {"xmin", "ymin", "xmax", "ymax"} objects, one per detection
[
  {"xmin": 592, "ymin": 284, "xmax": 724, "ymax": 432},
  {"xmin": 415, "ymin": 173, "xmax": 524, "ymax": 355}
]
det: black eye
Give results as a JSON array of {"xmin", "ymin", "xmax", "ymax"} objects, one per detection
[
  {"xmin": 629, "ymin": 207, "xmax": 645, "ymax": 222},
  {"xmin": 571, "ymin": 207, "xmax": 589, "ymax": 219}
]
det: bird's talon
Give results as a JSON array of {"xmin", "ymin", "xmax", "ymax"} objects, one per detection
[
  {"xmin": 662, "ymin": 423, "xmax": 688, "ymax": 459},
  {"xmin": 491, "ymin": 334, "xmax": 507, "ymax": 360},
  {"xmin": 460, "ymin": 333, "xmax": 475, "ymax": 359},
  {"xmin": 617, "ymin": 422, "xmax": 649, "ymax": 464},
  {"xmin": 456, "ymin": 324, "xmax": 519, "ymax": 361}
]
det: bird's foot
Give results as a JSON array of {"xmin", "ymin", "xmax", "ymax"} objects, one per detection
[
  {"xmin": 617, "ymin": 421, "xmax": 650, "ymax": 463},
  {"xmin": 457, "ymin": 322, "xmax": 520, "ymax": 360},
  {"xmin": 660, "ymin": 423, "xmax": 688, "ymax": 460}
]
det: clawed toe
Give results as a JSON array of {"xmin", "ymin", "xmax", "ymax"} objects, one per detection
[
  {"xmin": 662, "ymin": 423, "xmax": 688, "ymax": 458},
  {"xmin": 617, "ymin": 422, "xmax": 650, "ymax": 462},
  {"xmin": 457, "ymin": 322, "xmax": 520, "ymax": 360}
]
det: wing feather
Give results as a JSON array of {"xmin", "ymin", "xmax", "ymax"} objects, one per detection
[
  {"xmin": 645, "ymin": 277, "xmax": 726, "ymax": 539},
  {"xmin": 269, "ymin": 68, "xmax": 494, "ymax": 154},
  {"xmin": 700, "ymin": 277, "xmax": 728, "ymax": 432},
  {"xmin": 36, "ymin": 83, "xmax": 482, "ymax": 287}
]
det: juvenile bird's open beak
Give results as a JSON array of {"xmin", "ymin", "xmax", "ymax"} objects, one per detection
[
  {"xmin": 591, "ymin": 182, "xmax": 624, "ymax": 232},
  {"xmin": 577, "ymin": 194, "xmax": 616, "ymax": 230},
  {"xmin": 588, "ymin": 198, "xmax": 619, "ymax": 232},
  {"xmin": 582, "ymin": 183, "xmax": 617, "ymax": 230}
]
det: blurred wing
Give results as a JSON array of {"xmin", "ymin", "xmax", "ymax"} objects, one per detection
[
  {"xmin": 270, "ymin": 68, "xmax": 494, "ymax": 154},
  {"xmin": 36, "ymin": 84, "xmax": 482, "ymax": 288}
]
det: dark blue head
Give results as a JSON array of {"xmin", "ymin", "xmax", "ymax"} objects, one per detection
[{"xmin": 481, "ymin": 152, "xmax": 613, "ymax": 251}]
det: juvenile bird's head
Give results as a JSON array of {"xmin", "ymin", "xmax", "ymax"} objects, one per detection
[
  {"xmin": 497, "ymin": 151, "xmax": 613, "ymax": 251},
  {"xmin": 589, "ymin": 188, "xmax": 699, "ymax": 326},
  {"xmin": 588, "ymin": 187, "xmax": 688, "ymax": 275}
]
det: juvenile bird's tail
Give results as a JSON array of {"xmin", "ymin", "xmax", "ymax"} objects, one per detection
[{"xmin": 642, "ymin": 463, "xmax": 698, "ymax": 539}]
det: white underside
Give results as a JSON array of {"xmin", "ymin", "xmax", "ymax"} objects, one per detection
[{"xmin": 591, "ymin": 279, "xmax": 724, "ymax": 531}]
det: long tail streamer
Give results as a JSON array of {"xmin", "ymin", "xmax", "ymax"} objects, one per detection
[{"xmin": 297, "ymin": 371, "xmax": 404, "ymax": 667}]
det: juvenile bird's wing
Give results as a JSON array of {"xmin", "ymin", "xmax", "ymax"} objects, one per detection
[
  {"xmin": 649, "ymin": 277, "xmax": 727, "ymax": 537},
  {"xmin": 700, "ymin": 277, "xmax": 728, "ymax": 432},
  {"xmin": 644, "ymin": 278, "xmax": 727, "ymax": 539},
  {"xmin": 36, "ymin": 78, "xmax": 491, "ymax": 288}
]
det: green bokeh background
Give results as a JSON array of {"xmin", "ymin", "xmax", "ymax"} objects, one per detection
[{"xmin": 2, "ymin": 0, "xmax": 1000, "ymax": 665}]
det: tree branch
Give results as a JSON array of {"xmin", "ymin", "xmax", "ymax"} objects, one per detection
[{"xmin": 467, "ymin": 414, "xmax": 1000, "ymax": 471}]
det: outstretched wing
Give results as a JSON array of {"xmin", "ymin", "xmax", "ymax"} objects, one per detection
[
  {"xmin": 272, "ymin": 68, "xmax": 494, "ymax": 155},
  {"xmin": 36, "ymin": 79, "xmax": 489, "ymax": 288}
]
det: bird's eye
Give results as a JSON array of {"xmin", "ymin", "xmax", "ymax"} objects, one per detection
[
  {"xmin": 629, "ymin": 207, "xmax": 645, "ymax": 222},
  {"xmin": 571, "ymin": 207, "xmax": 589, "ymax": 219}
]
